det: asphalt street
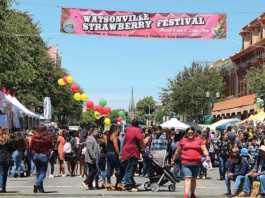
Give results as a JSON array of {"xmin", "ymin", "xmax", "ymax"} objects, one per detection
[{"xmin": 2, "ymin": 168, "xmax": 228, "ymax": 198}]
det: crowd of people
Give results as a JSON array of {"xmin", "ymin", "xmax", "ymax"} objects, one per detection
[{"xmin": 1, "ymin": 119, "xmax": 265, "ymax": 197}]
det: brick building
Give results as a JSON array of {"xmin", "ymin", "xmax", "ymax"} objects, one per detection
[{"xmin": 212, "ymin": 13, "xmax": 265, "ymax": 119}]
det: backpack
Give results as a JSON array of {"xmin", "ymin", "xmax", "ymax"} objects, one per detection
[{"xmin": 64, "ymin": 142, "xmax": 72, "ymax": 154}]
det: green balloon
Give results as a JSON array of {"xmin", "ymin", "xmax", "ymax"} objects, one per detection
[
  {"xmin": 118, "ymin": 111, "xmax": 125, "ymax": 117},
  {"xmin": 99, "ymin": 99, "xmax": 107, "ymax": 107}
]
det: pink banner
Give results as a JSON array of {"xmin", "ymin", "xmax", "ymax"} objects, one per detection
[{"xmin": 61, "ymin": 8, "xmax": 226, "ymax": 39}]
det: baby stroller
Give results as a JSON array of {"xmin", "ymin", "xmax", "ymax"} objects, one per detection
[{"xmin": 143, "ymin": 150, "xmax": 178, "ymax": 192}]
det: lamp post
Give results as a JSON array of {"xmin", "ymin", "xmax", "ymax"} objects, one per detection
[{"xmin": 206, "ymin": 91, "xmax": 220, "ymax": 114}]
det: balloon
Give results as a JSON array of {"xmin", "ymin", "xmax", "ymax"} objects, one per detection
[
  {"xmin": 86, "ymin": 100, "xmax": 94, "ymax": 110},
  {"xmin": 94, "ymin": 105, "xmax": 103, "ymax": 113},
  {"xmin": 71, "ymin": 84, "xmax": 79, "ymax": 93},
  {"xmin": 80, "ymin": 94, "xmax": 88, "ymax": 101},
  {"xmin": 99, "ymin": 99, "xmax": 107, "ymax": 107},
  {"xmin": 64, "ymin": 75, "xmax": 73, "ymax": 84},
  {"xmin": 102, "ymin": 107, "xmax": 111, "ymax": 115},
  {"xmin": 73, "ymin": 93, "xmax": 81, "ymax": 101},
  {"xmin": 105, "ymin": 107, "xmax": 112, "ymax": 114},
  {"xmin": 118, "ymin": 111, "xmax": 125, "ymax": 117},
  {"xmin": 58, "ymin": 78, "xmax": 66, "ymax": 86},
  {"xmin": 104, "ymin": 118, "xmax": 111, "ymax": 126},
  {"xmin": 94, "ymin": 111, "xmax": 101, "ymax": 120}
]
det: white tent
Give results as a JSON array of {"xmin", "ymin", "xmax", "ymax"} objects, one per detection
[
  {"xmin": 4, "ymin": 94, "xmax": 42, "ymax": 119},
  {"xmin": 160, "ymin": 118, "xmax": 189, "ymax": 130}
]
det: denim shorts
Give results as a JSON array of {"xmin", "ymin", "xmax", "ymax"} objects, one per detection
[{"xmin": 181, "ymin": 164, "xmax": 200, "ymax": 178}]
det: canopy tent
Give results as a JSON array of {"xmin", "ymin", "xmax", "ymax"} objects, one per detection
[
  {"xmin": 4, "ymin": 94, "xmax": 42, "ymax": 119},
  {"xmin": 246, "ymin": 111, "xmax": 265, "ymax": 122},
  {"xmin": 200, "ymin": 118, "xmax": 241, "ymax": 131},
  {"xmin": 160, "ymin": 118, "xmax": 189, "ymax": 130},
  {"xmin": 215, "ymin": 118, "xmax": 241, "ymax": 131}
]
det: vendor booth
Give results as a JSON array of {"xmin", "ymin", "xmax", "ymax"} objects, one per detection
[
  {"xmin": 0, "ymin": 91, "xmax": 42, "ymax": 129},
  {"xmin": 160, "ymin": 118, "xmax": 189, "ymax": 130}
]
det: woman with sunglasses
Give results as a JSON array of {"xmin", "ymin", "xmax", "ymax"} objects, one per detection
[{"xmin": 172, "ymin": 127, "xmax": 210, "ymax": 198}]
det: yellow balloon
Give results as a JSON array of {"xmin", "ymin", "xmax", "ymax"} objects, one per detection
[
  {"xmin": 104, "ymin": 118, "xmax": 111, "ymax": 126},
  {"xmin": 73, "ymin": 93, "xmax": 81, "ymax": 101},
  {"xmin": 58, "ymin": 78, "xmax": 66, "ymax": 86},
  {"xmin": 80, "ymin": 94, "xmax": 88, "ymax": 102},
  {"xmin": 66, "ymin": 76, "xmax": 73, "ymax": 84},
  {"xmin": 95, "ymin": 111, "xmax": 101, "ymax": 120}
]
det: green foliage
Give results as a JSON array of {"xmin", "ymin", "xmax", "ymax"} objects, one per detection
[
  {"xmin": 160, "ymin": 62, "xmax": 224, "ymax": 121},
  {"xmin": 246, "ymin": 65, "xmax": 265, "ymax": 106},
  {"xmin": 136, "ymin": 96, "xmax": 156, "ymax": 116},
  {"xmin": 0, "ymin": 5, "xmax": 83, "ymax": 128},
  {"xmin": 81, "ymin": 110, "xmax": 96, "ymax": 126}
]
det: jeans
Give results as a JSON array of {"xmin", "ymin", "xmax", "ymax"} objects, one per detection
[
  {"xmin": 84, "ymin": 163, "xmax": 98, "ymax": 187},
  {"xmin": 218, "ymin": 155, "xmax": 227, "ymax": 179},
  {"xmin": 0, "ymin": 163, "xmax": 9, "ymax": 190},
  {"xmin": 11, "ymin": 150, "xmax": 24, "ymax": 177},
  {"xmin": 121, "ymin": 157, "xmax": 138, "ymax": 187},
  {"xmin": 106, "ymin": 152, "xmax": 121, "ymax": 184},
  {"xmin": 33, "ymin": 153, "xmax": 48, "ymax": 188},
  {"xmin": 225, "ymin": 175, "xmax": 249, "ymax": 194},
  {"xmin": 244, "ymin": 175, "xmax": 265, "ymax": 194},
  {"xmin": 142, "ymin": 157, "xmax": 151, "ymax": 177}
]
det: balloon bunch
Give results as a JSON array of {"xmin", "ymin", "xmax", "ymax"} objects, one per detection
[
  {"xmin": 58, "ymin": 75, "xmax": 126, "ymax": 126},
  {"xmin": 58, "ymin": 75, "xmax": 88, "ymax": 102},
  {"xmin": 86, "ymin": 99, "xmax": 113, "ymax": 126}
]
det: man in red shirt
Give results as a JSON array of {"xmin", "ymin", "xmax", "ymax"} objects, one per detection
[{"xmin": 120, "ymin": 120, "xmax": 144, "ymax": 191}]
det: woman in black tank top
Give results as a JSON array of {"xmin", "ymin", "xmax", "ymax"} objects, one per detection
[{"xmin": 106, "ymin": 124, "xmax": 121, "ymax": 190}]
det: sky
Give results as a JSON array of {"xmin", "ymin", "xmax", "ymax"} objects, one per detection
[{"xmin": 13, "ymin": 0, "xmax": 265, "ymax": 110}]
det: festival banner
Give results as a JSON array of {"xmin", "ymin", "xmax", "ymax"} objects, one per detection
[{"xmin": 61, "ymin": 8, "xmax": 226, "ymax": 39}]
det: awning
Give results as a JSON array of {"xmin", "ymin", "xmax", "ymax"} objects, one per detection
[
  {"xmin": 4, "ymin": 94, "xmax": 42, "ymax": 119},
  {"xmin": 212, "ymin": 94, "xmax": 256, "ymax": 116}
]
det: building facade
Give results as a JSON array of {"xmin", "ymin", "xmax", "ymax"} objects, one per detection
[
  {"xmin": 212, "ymin": 13, "xmax": 265, "ymax": 119},
  {"xmin": 47, "ymin": 46, "xmax": 62, "ymax": 66}
]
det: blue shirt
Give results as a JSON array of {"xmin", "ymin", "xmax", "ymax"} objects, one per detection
[{"xmin": 151, "ymin": 133, "xmax": 167, "ymax": 151}]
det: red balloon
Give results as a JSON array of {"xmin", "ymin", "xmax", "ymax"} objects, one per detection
[
  {"xmin": 71, "ymin": 84, "xmax": 79, "ymax": 93},
  {"xmin": 86, "ymin": 100, "xmax": 94, "ymax": 110},
  {"xmin": 105, "ymin": 107, "xmax": 112, "ymax": 114},
  {"xmin": 94, "ymin": 105, "xmax": 104, "ymax": 114}
]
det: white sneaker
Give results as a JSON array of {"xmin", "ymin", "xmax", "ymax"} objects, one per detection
[
  {"xmin": 62, "ymin": 174, "xmax": 67, "ymax": 177},
  {"xmin": 49, "ymin": 174, "xmax": 54, "ymax": 178},
  {"xmin": 82, "ymin": 182, "xmax": 88, "ymax": 190}
]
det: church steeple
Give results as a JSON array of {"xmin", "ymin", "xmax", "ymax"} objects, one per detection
[{"xmin": 129, "ymin": 87, "xmax": 135, "ymax": 113}]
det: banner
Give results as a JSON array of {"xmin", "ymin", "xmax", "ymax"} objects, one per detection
[
  {"xmin": 61, "ymin": 8, "xmax": 226, "ymax": 39},
  {"xmin": 43, "ymin": 97, "xmax": 52, "ymax": 120}
]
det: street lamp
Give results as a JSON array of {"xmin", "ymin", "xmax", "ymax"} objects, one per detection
[{"xmin": 206, "ymin": 91, "xmax": 220, "ymax": 114}]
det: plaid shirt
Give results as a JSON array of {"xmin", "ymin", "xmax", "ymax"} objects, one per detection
[{"xmin": 151, "ymin": 133, "xmax": 168, "ymax": 151}]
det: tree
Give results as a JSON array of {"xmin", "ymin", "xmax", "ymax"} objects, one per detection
[
  {"xmin": 246, "ymin": 65, "xmax": 265, "ymax": 106},
  {"xmin": 160, "ymin": 62, "xmax": 224, "ymax": 122},
  {"xmin": 136, "ymin": 96, "xmax": 156, "ymax": 117},
  {"xmin": 81, "ymin": 110, "xmax": 96, "ymax": 126},
  {"xmin": 0, "ymin": 3, "xmax": 83, "ymax": 128}
]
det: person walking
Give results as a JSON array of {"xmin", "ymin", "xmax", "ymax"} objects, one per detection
[
  {"xmin": 0, "ymin": 128, "xmax": 14, "ymax": 193},
  {"xmin": 172, "ymin": 127, "xmax": 210, "ymax": 198},
  {"xmin": 106, "ymin": 124, "xmax": 122, "ymax": 190},
  {"xmin": 57, "ymin": 130, "xmax": 66, "ymax": 177},
  {"xmin": 83, "ymin": 126, "xmax": 100, "ymax": 190},
  {"xmin": 30, "ymin": 125, "xmax": 53, "ymax": 193},
  {"xmin": 120, "ymin": 120, "xmax": 144, "ymax": 191}
]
